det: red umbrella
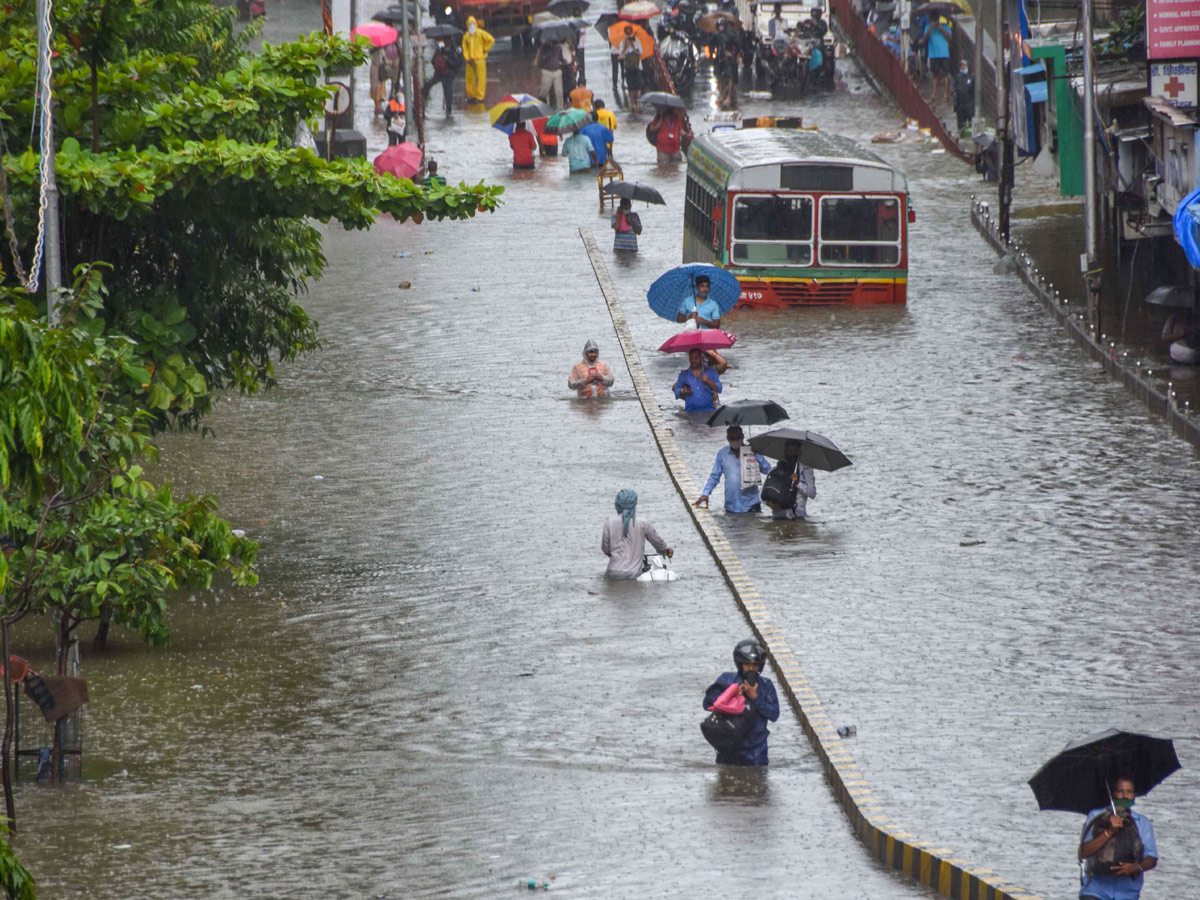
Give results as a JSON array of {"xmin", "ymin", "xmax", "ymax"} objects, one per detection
[
  {"xmin": 373, "ymin": 142, "xmax": 423, "ymax": 179},
  {"xmin": 658, "ymin": 330, "xmax": 737, "ymax": 353},
  {"xmin": 351, "ymin": 21, "xmax": 399, "ymax": 47}
]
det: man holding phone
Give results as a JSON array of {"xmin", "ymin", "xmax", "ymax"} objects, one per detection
[
  {"xmin": 568, "ymin": 339, "xmax": 615, "ymax": 398},
  {"xmin": 702, "ymin": 639, "xmax": 780, "ymax": 765}
]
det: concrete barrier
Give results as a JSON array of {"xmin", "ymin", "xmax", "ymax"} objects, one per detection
[{"xmin": 581, "ymin": 227, "xmax": 1045, "ymax": 900}]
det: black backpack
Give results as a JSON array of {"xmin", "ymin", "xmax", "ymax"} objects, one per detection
[
  {"xmin": 760, "ymin": 464, "xmax": 797, "ymax": 509},
  {"xmin": 700, "ymin": 680, "xmax": 755, "ymax": 752},
  {"xmin": 1084, "ymin": 813, "xmax": 1144, "ymax": 876}
]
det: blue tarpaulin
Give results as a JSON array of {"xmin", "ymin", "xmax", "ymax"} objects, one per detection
[{"xmin": 1172, "ymin": 185, "xmax": 1200, "ymax": 269}]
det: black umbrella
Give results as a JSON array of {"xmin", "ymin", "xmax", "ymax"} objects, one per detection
[
  {"xmin": 594, "ymin": 12, "xmax": 620, "ymax": 39},
  {"xmin": 1028, "ymin": 730, "xmax": 1181, "ymax": 815},
  {"xmin": 601, "ymin": 180, "xmax": 666, "ymax": 205},
  {"xmin": 748, "ymin": 427, "xmax": 852, "ymax": 471},
  {"xmin": 640, "ymin": 91, "xmax": 687, "ymax": 109},
  {"xmin": 494, "ymin": 101, "xmax": 554, "ymax": 128},
  {"xmin": 549, "ymin": 0, "xmax": 590, "ymax": 15},
  {"xmin": 1144, "ymin": 285, "xmax": 1197, "ymax": 309},
  {"xmin": 373, "ymin": 4, "xmax": 419, "ymax": 25},
  {"xmin": 706, "ymin": 400, "xmax": 789, "ymax": 428},
  {"xmin": 423, "ymin": 23, "xmax": 462, "ymax": 38},
  {"xmin": 534, "ymin": 20, "xmax": 583, "ymax": 42}
]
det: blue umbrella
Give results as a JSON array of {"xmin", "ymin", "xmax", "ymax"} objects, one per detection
[{"xmin": 647, "ymin": 264, "xmax": 741, "ymax": 322}]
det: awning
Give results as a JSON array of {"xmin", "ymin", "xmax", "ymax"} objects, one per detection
[{"xmin": 1026, "ymin": 81, "xmax": 1048, "ymax": 104}]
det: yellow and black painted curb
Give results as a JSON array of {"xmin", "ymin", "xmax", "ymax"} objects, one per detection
[{"xmin": 581, "ymin": 228, "xmax": 1043, "ymax": 900}]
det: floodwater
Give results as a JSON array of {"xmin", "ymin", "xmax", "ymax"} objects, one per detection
[{"xmin": 10, "ymin": 3, "xmax": 1200, "ymax": 899}]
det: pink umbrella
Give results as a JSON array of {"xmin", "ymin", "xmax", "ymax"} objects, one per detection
[
  {"xmin": 658, "ymin": 330, "xmax": 737, "ymax": 353},
  {"xmin": 374, "ymin": 143, "xmax": 423, "ymax": 180},
  {"xmin": 351, "ymin": 21, "xmax": 399, "ymax": 47}
]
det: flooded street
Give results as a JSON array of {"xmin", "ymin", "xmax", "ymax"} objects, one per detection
[{"xmin": 10, "ymin": 3, "xmax": 1200, "ymax": 898}]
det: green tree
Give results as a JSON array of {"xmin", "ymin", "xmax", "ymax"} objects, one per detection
[
  {"xmin": 0, "ymin": 0, "xmax": 503, "ymax": 426},
  {"xmin": 0, "ymin": 270, "xmax": 256, "ymax": 813}
]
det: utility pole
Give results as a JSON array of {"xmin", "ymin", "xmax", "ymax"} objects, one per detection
[
  {"xmin": 996, "ymin": 0, "xmax": 1013, "ymax": 241},
  {"xmin": 1081, "ymin": 0, "xmax": 1102, "ymax": 338},
  {"xmin": 399, "ymin": 0, "xmax": 412, "ymax": 140},
  {"xmin": 37, "ymin": 0, "xmax": 63, "ymax": 326},
  {"xmin": 972, "ymin": 3, "xmax": 983, "ymax": 133}
]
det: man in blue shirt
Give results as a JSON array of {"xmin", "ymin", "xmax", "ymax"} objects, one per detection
[
  {"xmin": 676, "ymin": 275, "xmax": 722, "ymax": 328},
  {"xmin": 695, "ymin": 425, "xmax": 771, "ymax": 513},
  {"xmin": 1078, "ymin": 776, "xmax": 1158, "ymax": 900},
  {"xmin": 579, "ymin": 115, "xmax": 614, "ymax": 166},
  {"xmin": 672, "ymin": 348, "xmax": 722, "ymax": 412},
  {"xmin": 562, "ymin": 131, "xmax": 596, "ymax": 173},
  {"xmin": 919, "ymin": 15, "xmax": 952, "ymax": 103}
]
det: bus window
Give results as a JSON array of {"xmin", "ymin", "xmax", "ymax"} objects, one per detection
[
  {"xmin": 818, "ymin": 196, "xmax": 901, "ymax": 266},
  {"xmin": 685, "ymin": 176, "xmax": 719, "ymax": 250},
  {"xmin": 731, "ymin": 195, "xmax": 813, "ymax": 266}
]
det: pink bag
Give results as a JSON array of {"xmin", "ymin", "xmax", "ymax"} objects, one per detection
[{"xmin": 708, "ymin": 682, "xmax": 745, "ymax": 715}]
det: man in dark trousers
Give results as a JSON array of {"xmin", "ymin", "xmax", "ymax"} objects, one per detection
[
  {"xmin": 423, "ymin": 38, "xmax": 461, "ymax": 115},
  {"xmin": 702, "ymin": 639, "xmax": 780, "ymax": 766},
  {"xmin": 953, "ymin": 59, "xmax": 975, "ymax": 133}
]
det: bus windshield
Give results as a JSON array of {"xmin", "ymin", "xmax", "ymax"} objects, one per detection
[
  {"xmin": 818, "ymin": 196, "xmax": 901, "ymax": 265},
  {"xmin": 732, "ymin": 195, "xmax": 813, "ymax": 266}
]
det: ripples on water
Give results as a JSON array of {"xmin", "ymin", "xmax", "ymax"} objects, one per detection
[{"xmin": 12, "ymin": 3, "xmax": 1200, "ymax": 898}]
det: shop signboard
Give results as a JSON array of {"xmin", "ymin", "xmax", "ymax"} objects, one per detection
[
  {"xmin": 1150, "ymin": 60, "xmax": 1199, "ymax": 107},
  {"xmin": 1148, "ymin": 0, "xmax": 1200, "ymax": 61}
]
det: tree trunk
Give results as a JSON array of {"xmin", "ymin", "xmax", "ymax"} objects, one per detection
[
  {"xmin": 93, "ymin": 604, "xmax": 111, "ymax": 651},
  {"xmin": 91, "ymin": 62, "xmax": 100, "ymax": 153},
  {"xmin": 1, "ymin": 621, "xmax": 15, "ymax": 832},
  {"xmin": 50, "ymin": 614, "xmax": 70, "ymax": 786}
]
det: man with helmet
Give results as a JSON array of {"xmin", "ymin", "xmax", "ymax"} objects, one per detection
[
  {"xmin": 702, "ymin": 639, "xmax": 780, "ymax": 765},
  {"xmin": 806, "ymin": 6, "xmax": 828, "ymax": 39}
]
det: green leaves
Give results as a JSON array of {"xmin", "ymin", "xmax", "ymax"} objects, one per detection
[
  {"xmin": 0, "ymin": 298, "xmax": 258, "ymax": 652},
  {"xmin": 0, "ymin": 9, "xmax": 501, "ymax": 427}
]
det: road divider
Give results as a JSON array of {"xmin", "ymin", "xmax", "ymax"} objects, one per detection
[{"xmin": 581, "ymin": 227, "xmax": 1043, "ymax": 900}]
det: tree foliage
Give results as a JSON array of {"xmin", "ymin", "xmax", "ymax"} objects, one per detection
[
  {"xmin": 0, "ymin": 828, "xmax": 33, "ymax": 900},
  {"xmin": 0, "ymin": 272, "xmax": 257, "ymax": 649},
  {"xmin": 0, "ymin": 0, "xmax": 503, "ymax": 425}
]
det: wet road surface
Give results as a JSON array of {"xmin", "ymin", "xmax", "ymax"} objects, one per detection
[{"xmin": 10, "ymin": 3, "xmax": 1200, "ymax": 898}]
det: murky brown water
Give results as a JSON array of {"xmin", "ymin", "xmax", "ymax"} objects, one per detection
[{"xmin": 9, "ymin": 2, "xmax": 1200, "ymax": 898}]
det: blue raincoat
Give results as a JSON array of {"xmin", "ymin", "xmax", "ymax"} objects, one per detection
[{"xmin": 703, "ymin": 672, "xmax": 780, "ymax": 766}]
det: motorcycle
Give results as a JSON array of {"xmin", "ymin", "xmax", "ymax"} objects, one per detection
[
  {"xmin": 755, "ymin": 34, "xmax": 811, "ymax": 94},
  {"xmin": 660, "ymin": 29, "xmax": 698, "ymax": 92}
]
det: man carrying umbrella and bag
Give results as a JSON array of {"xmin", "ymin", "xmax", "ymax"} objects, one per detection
[
  {"xmin": 1078, "ymin": 776, "xmax": 1157, "ymax": 900},
  {"xmin": 1027, "ymin": 729, "xmax": 1175, "ymax": 900}
]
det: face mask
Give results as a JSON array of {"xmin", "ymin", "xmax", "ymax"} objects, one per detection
[
  {"xmin": 468, "ymin": 22, "xmax": 476, "ymax": 33},
  {"xmin": 729, "ymin": 440, "xmax": 742, "ymax": 451},
  {"xmin": 1114, "ymin": 797, "xmax": 1135, "ymax": 809}
]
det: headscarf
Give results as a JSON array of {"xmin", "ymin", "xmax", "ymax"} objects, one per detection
[
  {"xmin": 614, "ymin": 489, "xmax": 637, "ymax": 536},
  {"xmin": 583, "ymin": 338, "xmax": 600, "ymax": 361}
]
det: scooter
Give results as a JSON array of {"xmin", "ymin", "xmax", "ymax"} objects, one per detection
[{"xmin": 637, "ymin": 554, "xmax": 680, "ymax": 582}]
